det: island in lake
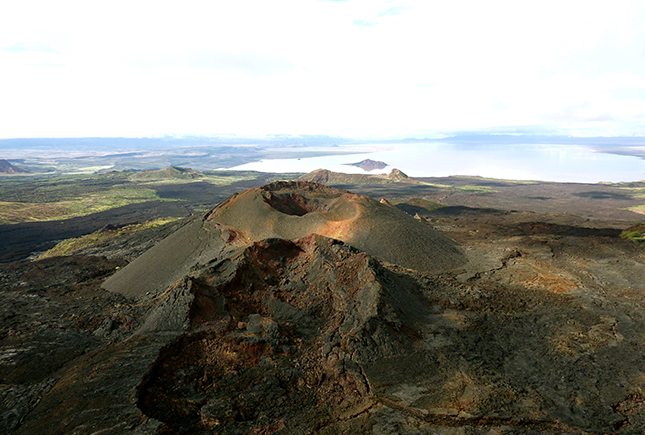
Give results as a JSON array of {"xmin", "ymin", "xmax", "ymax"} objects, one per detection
[{"xmin": 344, "ymin": 158, "xmax": 388, "ymax": 171}]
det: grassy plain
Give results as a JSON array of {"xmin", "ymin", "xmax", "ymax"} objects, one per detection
[
  {"xmin": 0, "ymin": 187, "xmax": 165, "ymax": 224},
  {"xmin": 0, "ymin": 168, "xmax": 262, "ymax": 224},
  {"xmin": 37, "ymin": 217, "xmax": 180, "ymax": 259}
]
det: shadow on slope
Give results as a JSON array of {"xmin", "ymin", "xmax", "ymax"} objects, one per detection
[{"xmin": 0, "ymin": 201, "xmax": 190, "ymax": 263}]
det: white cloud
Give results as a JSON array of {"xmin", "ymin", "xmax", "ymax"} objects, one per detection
[{"xmin": 1, "ymin": 0, "xmax": 645, "ymax": 137}]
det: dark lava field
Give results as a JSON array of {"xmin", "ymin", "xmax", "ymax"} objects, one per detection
[{"xmin": 1, "ymin": 170, "xmax": 643, "ymax": 434}]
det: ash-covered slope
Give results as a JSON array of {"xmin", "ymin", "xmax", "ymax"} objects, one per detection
[
  {"xmin": 103, "ymin": 181, "xmax": 465, "ymax": 297},
  {"xmin": 208, "ymin": 181, "xmax": 464, "ymax": 272}
]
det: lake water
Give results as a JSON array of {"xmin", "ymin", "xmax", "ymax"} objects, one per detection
[{"xmin": 228, "ymin": 142, "xmax": 645, "ymax": 183}]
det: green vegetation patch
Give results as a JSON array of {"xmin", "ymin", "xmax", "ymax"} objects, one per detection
[
  {"xmin": 0, "ymin": 168, "xmax": 265, "ymax": 224},
  {"xmin": 620, "ymin": 223, "xmax": 645, "ymax": 242},
  {"xmin": 456, "ymin": 184, "xmax": 497, "ymax": 193},
  {"xmin": 129, "ymin": 166, "xmax": 201, "ymax": 181},
  {"xmin": 37, "ymin": 217, "xmax": 180, "ymax": 259},
  {"xmin": 418, "ymin": 181, "xmax": 453, "ymax": 189},
  {"xmin": 619, "ymin": 186, "xmax": 645, "ymax": 199},
  {"xmin": 0, "ymin": 187, "xmax": 168, "ymax": 224},
  {"xmin": 417, "ymin": 181, "xmax": 496, "ymax": 193},
  {"xmin": 0, "ymin": 172, "xmax": 133, "ymax": 203},
  {"xmin": 133, "ymin": 174, "xmax": 256, "ymax": 186},
  {"xmin": 129, "ymin": 167, "xmax": 257, "ymax": 186},
  {"xmin": 627, "ymin": 204, "xmax": 645, "ymax": 215}
]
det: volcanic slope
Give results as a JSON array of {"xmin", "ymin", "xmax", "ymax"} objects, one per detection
[
  {"xmin": 131, "ymin": 234, "xmax": 434, "ymax": 433},
  {"xmin": 103, "ymin": 181, "xmax": 465, "ymax": 297},
  {"xmin": 12, "ymin": 182, "xmax": 642, "ymax": 433}
]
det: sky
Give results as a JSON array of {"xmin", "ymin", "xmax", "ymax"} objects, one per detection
[{"xmin": 2, "ymin": 0, "xmax": 645, "ymax": 139}]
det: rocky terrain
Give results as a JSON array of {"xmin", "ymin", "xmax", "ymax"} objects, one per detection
[
  {"xmin": 1, "ymin": 180, "xmax": 643, "ymax": 433},
  {"xmin": 299, "ymin": 169, "xmax": 645, "ymax": 224}
]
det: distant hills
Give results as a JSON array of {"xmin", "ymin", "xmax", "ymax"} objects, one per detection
[
  {"xmin": 0, "ymin": 159, "xmax": 26, "ymax": 174},
  {"xmin": 300, "ymin": 168, "xmax": 411, "ymax": 184},
  {"xmin": 345, "ymin": 159, "xmax": 388, "ymax": 171},
  {"xmin": 130, "ymin": 166, "xmax": 202, "ymax": 180}
]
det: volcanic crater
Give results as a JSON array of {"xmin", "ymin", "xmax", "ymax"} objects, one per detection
[{"xmin": 103, "ymin": 182, "xmax": 466, "ymax": 298}]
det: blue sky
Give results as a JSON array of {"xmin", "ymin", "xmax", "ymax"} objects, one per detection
[{"xmin": 1, "ymin": 0, "xmax": 645, "ymax": 138}]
